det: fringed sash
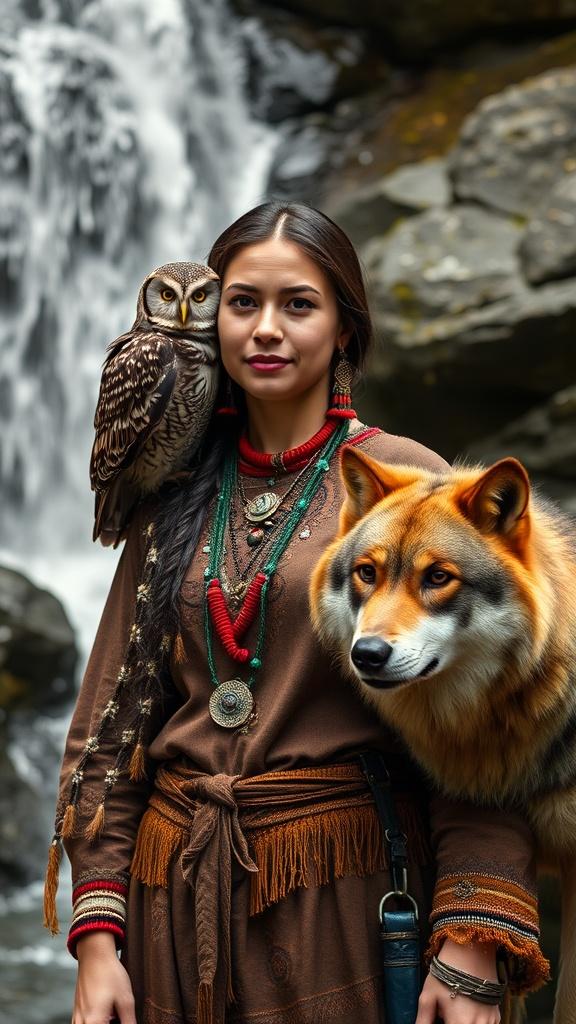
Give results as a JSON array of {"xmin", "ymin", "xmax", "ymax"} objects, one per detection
[{"xmin": 129, "ymin": 758, "xmax": 429, "ymax": 1024}]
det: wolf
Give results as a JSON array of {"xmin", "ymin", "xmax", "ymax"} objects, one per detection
[{"xmin": 310, "ymin": 447, "xmax": 576, "ymax": 1023}]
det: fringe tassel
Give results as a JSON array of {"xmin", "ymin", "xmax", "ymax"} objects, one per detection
[
  {"xmin": 61, "ymin": 803, "xmax": 77, "ymax": 839},
  {"xmin": 84, "ymin": 801, "xmax": 106, "ymax": 842},
  {"xmin": 129, "ymin": 799, "xmax": 429, "ymax": 918},
  {"xmin": 129, "ymin": 742, "xmax": 147, "ymax": 782},
  {"xmin": 43, "ymin": 836, "xmax": 62, "ymax": 935},
  {"xmin": 427, "ymin": 926, "xmax": 551, "ymax": 995},
  {"xmin": 197, "ymin": 981, "xmax": 213, "ymax": 1024},
  {"xmin": 129, "ymin": 807, "xmax": 185, "ymax": 887},
  {"xmin": 249, "ymin": 804, "xmax": 384, "ymax": 915}
]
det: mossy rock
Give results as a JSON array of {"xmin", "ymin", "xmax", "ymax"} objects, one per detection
[{"xmin": 0, "ymin": 566, "xmax": 77, "ymax": 712}]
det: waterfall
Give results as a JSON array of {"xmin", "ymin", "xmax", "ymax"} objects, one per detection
[
  {"xmin": 0, "ymin": 0, "xmax": 277, "ymax": 654},
  {"xmin": 0, "ymin": 4, "xmax": 277, "ymax": 1015}
]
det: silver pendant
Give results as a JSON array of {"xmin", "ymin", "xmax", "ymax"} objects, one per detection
[
  {"xmin": 209, "ymin": 680, "xmax": 254, "ymax": 728},
  {"xmin": 244, "ymin": 492, "xmax": 281, "ymax": 523}
]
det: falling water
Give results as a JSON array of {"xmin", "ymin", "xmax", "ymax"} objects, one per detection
[
  {"xmin": 0, "ymin": 3, "xmax": 277, "ymax": 1018},
  {"xmin": 0, "ymin": 0, "xmax": 276, "ymax": 550},
  {"xmin": 0, "ymin": 0, "xmax": 277, "ymax": 639}
]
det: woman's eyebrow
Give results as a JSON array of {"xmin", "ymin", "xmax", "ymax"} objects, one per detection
[
  {"xmin": 225, "ymin": 282, "xmax": 321, "ymax": 295},
  {"xmin": 225, "ymin": 282, "xmax": 259, "ymax": 292}
]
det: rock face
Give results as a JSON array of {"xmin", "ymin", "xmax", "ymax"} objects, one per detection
[
  {"xmin": 233, "ymin": 0, "xmax": 391, "ymax": 122},
  {"xmin": 243, "ymin": 1, "xmax": 576, "ymax": 54},
  {"xmin": 520, "ymin": 172, "xmax": 576, "ymax": 285},
  {"xmin": 0, "ymin": 567, "xmax": 77, "ymax": 888},
  {"xmin": 467, "ymin": 386, "xmax": 576, "ymax": 513},
  {"xmin": 354, "ymin": 65, "xmax": 576, "ymax": 468},
  {"xmin": 449, "ymin": 67, "xmax": 576, "ymax": 217},
  {"xmin": 326, "ymin": 158, "xmax": 450, "ymax": 246}
]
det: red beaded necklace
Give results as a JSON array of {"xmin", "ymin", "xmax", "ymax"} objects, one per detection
[{"xmin": 238, "ymin": 418, "xmax": 340, "ymax": 476}]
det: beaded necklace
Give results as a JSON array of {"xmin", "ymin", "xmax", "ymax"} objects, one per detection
[
  {"xmin": 227, "ymin": 455, "xmax": 327, "ymax": 594},
  {"xmin": 203, "ymin": 419, "xmax": 349, "ymax": 729}
]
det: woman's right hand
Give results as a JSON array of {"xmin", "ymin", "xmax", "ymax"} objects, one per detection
[{"xmin": 73, "ymin": 931, "xmax": 136, "ymax": 1024}]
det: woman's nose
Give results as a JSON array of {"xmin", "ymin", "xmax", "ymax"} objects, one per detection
[{"xmin": 253, "ymin": 304, "xmax": 283, "ymax": 342}]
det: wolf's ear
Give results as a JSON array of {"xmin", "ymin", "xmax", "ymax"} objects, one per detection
[
  {"xmin": 339, "ymin": 448, "xmax": 423, "ymax": 534},
  {"xmin": 459, "ymin": 458, "xmax": 530, "ymax": 538}
]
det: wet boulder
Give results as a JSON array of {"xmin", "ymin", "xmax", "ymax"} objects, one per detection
[
  {"xmin": 0, "ymin": 566, "xmax": 77, "ymax": 712},
  {"xmin": 326, "ymin": 158, "xmax": 450, "ymax": 246},
  {"xmin": 449, "ymin": 66, "xmax": 576, "ymax": 218},
  {"xmin": 0, "ymin": 566, "xmax": 77, "ymax": 887},
  {"xmin": 520, "ymin": 172, "xmax": 576, "ymax": 285}
]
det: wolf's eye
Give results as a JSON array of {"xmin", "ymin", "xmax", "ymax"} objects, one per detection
[
  {"xmin": 424, "ymin": 568, "xmax": 452, "ymax": 588},
  {"xmin": 355, "ymin": 564, "xmax": 376, "ymax": 584}
]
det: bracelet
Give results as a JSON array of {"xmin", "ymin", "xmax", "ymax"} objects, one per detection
[{"xmin": 429, "ymin": 955, "xmax": 507, "ymax": 1006}]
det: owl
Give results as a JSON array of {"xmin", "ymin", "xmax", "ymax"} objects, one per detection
[{"xmin": 90, "ymin": 261, "xmax": 221, "ymax": 546}]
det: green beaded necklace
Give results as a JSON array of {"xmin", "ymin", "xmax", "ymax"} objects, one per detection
[{"xmin": 203, "ymin": 420, "xmax": 349, "ymax": 728}]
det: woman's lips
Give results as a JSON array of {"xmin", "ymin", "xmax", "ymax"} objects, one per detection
[{"xmin": 246, "ymin": 356, "xmax": 292, "ymax": 372}]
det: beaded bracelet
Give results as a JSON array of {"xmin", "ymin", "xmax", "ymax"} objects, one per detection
[{"xmin": 429, "ymin": 955, "xmax": 507, "ymax": 1005}]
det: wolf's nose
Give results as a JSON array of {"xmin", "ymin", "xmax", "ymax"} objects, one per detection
[{"xmin": 351, "ymin": 637, "xmax": 393, "ymax": 673}]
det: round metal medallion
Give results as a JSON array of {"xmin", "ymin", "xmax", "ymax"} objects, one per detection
[
  {"xmin": 245, "ymin": 492, "xmax": 281, "ymax": 523},
  {"xmin": 209, "ymin": 680, "xmax": 254, "ymax": 729}
]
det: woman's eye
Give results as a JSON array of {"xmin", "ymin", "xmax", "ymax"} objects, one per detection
[
  {"xmin": 355, "ymin": 564, "xmax": 376, "ymax": 584},
  {"xmin": 288, "ymin": 297, "xmax": 314, "ymax": 310},
  {"xmin": 192, "ymin": 289, "xmax": 206, "ymax": 303},
  {"xmin": 161, "ymin": 288, "xmax": 175, "ymax": 302},
  {"xmin": 230, "ymin": 295, "xmax": 256, "ymax": 308},
  {"xmin": 424, "ymin": 568, "xmax": 452, "ymax": 588}
]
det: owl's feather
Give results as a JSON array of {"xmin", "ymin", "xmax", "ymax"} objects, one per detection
[{"xmin": 91, "ymin": 331, "xmax": 177, "ymax": 491}]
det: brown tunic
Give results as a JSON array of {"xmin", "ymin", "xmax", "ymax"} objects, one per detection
[{"xmin": 55, "ymin": 421, "xmax": 547, "ymax": 1024}]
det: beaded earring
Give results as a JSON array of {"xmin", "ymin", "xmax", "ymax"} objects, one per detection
[{"xmin": 327, "ymin": 348, "xmax": 356, "ymax": 420}]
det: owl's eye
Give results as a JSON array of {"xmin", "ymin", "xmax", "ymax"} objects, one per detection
[
  {"xmin": 192, "ymin": 289, "xmax": 206, "ymax": 303},
  {"xmin": 161, "ymin": 288, "xmax": 176, "ymax": 302}
]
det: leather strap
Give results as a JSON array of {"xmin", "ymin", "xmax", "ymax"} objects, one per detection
[{"xmin": 359, "ymin": 751, "xmax": 421, "ymax": 1024}]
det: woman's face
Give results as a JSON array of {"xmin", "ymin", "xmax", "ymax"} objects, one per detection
[{"xmin": 217, "ymin": 236, "xmax": 349, "ymax": 404}]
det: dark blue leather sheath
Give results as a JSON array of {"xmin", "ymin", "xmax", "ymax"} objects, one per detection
[{"xmin": 380, "ymin": 907, "xmax": 421, "ymax": 1024}]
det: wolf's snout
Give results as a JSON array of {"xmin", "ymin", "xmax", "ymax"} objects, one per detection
[{"xmin": 351, "ymin": 637, "xmax": 393, "ymax": 674}]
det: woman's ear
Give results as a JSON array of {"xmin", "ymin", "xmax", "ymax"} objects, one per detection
[{"xmin": 336, "ymin": 322, "xmax": 353, "ymax": 350}]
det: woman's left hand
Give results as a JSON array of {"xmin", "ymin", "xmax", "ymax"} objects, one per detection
[{"xmin": 416, "ymin": 939, "xmax": 501, "ymax": 1024}]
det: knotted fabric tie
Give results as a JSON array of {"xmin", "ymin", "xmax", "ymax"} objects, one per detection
[
  {"xmin": 133, "ymin": 759, "xmax": 426, "ymax": 1024},
  {"xmin": 176, "ymin": 772, "xmax": 257, "ymax": 1024}
]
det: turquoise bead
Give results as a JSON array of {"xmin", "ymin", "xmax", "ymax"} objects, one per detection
[
  {"xmin": 250, "ymin": 657, "xmax": 262, "ymax": 669},
  {"xmin": 317, "ymin": 458, "xmax": 329, "ymax": 471},
  {"xmin": 203, "ymin": 568, "xmax": 211, "ymax": 578},
  {"xmin": 297, "ymin": 498, "xmax": 307, "ymax": 509}
]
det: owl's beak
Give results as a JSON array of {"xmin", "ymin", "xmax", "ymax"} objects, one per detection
[{"xmin": 180, "ymin": 301, "xmax": 188, "ymax": 325}]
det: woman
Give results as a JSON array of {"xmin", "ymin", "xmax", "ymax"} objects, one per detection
[{"xmin": 45, "ymin": 202, "xmax": 548, "ymax": 1024}]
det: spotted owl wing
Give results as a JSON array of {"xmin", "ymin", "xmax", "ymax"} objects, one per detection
[
  {"xmin": 90, "ymin": 330, "xmax": 177, "ymax": 543},
  {"xmin": 90, "ymin": 329, "xmax": 177, "ymax": 489}
]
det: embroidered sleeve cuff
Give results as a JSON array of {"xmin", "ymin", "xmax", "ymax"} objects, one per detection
[
  {"xmin": 68, "ymin": 878, "xmax": 128, "ymax": 959},
  {"xmin": 427, "ymin": 872, "xmax": 550, "ymax": 994}
]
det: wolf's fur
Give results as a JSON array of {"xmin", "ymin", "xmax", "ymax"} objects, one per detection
[{"xmin": 310, "ymin": 449, "xmax": 576, "ymax": 1023}]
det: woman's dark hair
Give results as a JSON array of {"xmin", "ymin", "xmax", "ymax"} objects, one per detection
[{"xmin": 134, "ymin": 202, "xmax": 374, "ymax": 709}]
